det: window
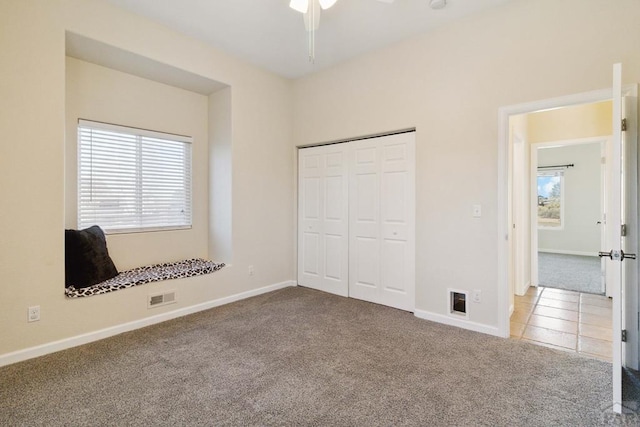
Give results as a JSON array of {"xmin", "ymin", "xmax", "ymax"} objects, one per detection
[
  {"xmin": 78, "ymin": 119, "xmax": 192, "ymax": 233},
  {"xmin": 537, "ymin": 170, "xmax": 563, "ymax": 229}
]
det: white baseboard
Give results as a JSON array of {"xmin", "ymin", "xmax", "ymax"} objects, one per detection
[
  {"xmin": 0, "ymin": 280, "xmax": 296, "ymax": 368},
  {"xmin": 414, "ymin": 309, "xmax": 501, "ymax": 337},
  {"xmin": 515, "ymin": 280, "xmax": 531, "ymax": 297},
  {"xmin": 538, "ymin": 249, "xmax": 598, "ymax": 257}
]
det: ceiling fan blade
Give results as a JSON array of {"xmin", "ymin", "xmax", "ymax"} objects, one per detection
[
  {"xmin": 318, "ymin": 0, "xmax": 338, "ymax": 9},
  {"xmin": 290, "ymin": 0, "xmax": 309, "ymax": 14}
]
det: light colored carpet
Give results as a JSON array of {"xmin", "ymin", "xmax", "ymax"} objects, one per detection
[
  {"xmin": 538, "ymin": 252, "xmax": 603, "ymax": 294},
  {"xmin": 0, "ymin": 287, "xmax": 635, "ymax": 425}
]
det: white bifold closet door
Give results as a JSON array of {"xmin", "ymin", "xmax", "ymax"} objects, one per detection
[
  {"xmin": 349, "ymin": 133, "xmax": 415, "ymax": 311},
  {"xmin": 297, "ymin": 132, "xmax": 415, "ymax": 311},
  {"xmin": 298, "ymin": 144, "xmax": 349, "ymax": 297}
]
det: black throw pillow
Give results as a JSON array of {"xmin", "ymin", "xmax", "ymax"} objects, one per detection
[{"xmin": 65, "ymin": 226, "xmax": 118, "ymax": 288}]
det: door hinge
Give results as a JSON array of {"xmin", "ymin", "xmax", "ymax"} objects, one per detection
[
  {"xmin": 622, "ymin": 329, "xmax": 627, "ymax": 342},
  {"xmin": 622, "ymin": 118, "xmax": 627, "ymax": 132},
  {"xmin": 622, "ymin": 224, "xmax": 627, "ymax": 237}
]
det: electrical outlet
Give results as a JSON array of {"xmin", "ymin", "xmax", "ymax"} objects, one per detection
[
  {"xmin": 248, "ymin": 265, "xmax": 254, "ymax": 276},
  {"xmin": 472, "ymin": 204, "xmax": 482, "ymax": 218},
  {"xmin": 28, "ymin": 305, "xmax": 40, "ymax": 322},
  {"xmin": 472, "ymin": 290, "xmax": 481, "ymax": 303}
]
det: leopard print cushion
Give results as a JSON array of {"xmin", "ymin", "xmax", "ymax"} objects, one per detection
[{"xmin": 65, "ymin": 258, "xmax": 225, "ymax": 298}]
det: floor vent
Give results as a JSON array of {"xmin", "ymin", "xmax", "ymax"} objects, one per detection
[{"xmin": 148, "ymin": 290, "xmax": 176, "ymax": 309}]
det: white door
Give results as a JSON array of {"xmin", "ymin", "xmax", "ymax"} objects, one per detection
[
  {"xmin": 298, "ymin": 144, "xmax": 349, "ymax": 297},
  {"xmin": 608, "ymin": 63, "xmax": 638, "ymax": 413},
  {"xmin": 623, "ymin": 93, "xmax": 639, "ymax": 371},
  {"xmin": 349, "ymin": 132, "xmax": 416, "ymax": 311}
]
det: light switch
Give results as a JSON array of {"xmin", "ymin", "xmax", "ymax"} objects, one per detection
[{"xmin": 472, "ymin": 204, "xmax": 482, "ymax": 218}]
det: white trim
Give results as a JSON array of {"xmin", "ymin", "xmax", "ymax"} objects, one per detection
[
  {"xmin": 414, "ymin": 309, "xmax": 500, "ymax": 337},
  {"xmin": 512, "ymin": 133, "xmax": 528, "ymax": 296},
  {"xmin": 515, "ymin": 280, "xmax": 531, "ymax": 297},
  {"xmin": 0, "ymin": 280, "xmax": 296, "ymax": 368},
  {"xmin": 538, "ymin": 249, "xmax": 599, "ymax": 257},
  {"xmin": 530, "ymin": 142, "xmax": 539, "ymax": 287}
]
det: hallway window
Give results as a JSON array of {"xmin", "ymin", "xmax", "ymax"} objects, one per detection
[{"xmin": 537, "ymin": 171, "xmax": 563, "ymax": 229}]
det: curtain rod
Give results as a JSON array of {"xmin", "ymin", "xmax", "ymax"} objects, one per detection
[{"xmin": 537, "ymin": 163, "xmax": 574, "ymax": 170}]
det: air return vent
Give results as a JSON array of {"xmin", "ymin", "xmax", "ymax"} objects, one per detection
[{"xmin": 148, "ymin": 290, "xmax": 176, "ymax": 309}]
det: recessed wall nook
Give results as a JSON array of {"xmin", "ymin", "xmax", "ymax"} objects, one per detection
[{"xmin": 64, "ymin": 32, "xmax": 233, "ymax": 299}]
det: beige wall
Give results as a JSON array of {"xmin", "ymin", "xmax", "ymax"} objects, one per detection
[
  {"xmin": 292, "ymin": 0, "xmax": 640, "ymax": 330},
  {"xmin": 65, "ymin": 57, "xmax": 210, "ymax": 269},
  {"xmin": 528, "ymin": 101, "xmax": 613, "ymax": 144},
  {"xmin": 0, "ymin": 0, "xmax": 293, "ymax": 357}
]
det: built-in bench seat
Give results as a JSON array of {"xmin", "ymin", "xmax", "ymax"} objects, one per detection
[{"xmin": 65, "ymin": 258, "xmax": 225, "ymax": 298}]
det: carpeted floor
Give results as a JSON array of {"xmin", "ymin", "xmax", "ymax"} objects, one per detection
[
  {"xmin": 0, "ymin": 287, "xmax": 636, "ymax": 426},
  {"xmin": 538, "ymin": 252, "xmax": 603, "ymax": 294}
]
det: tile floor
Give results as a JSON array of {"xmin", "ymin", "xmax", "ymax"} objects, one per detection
[{"xmin": 510, "ymin": 286, "xmax": 613, "ymax": 362}]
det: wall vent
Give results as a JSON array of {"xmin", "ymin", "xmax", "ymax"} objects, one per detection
[{"xmin": 148, "ymin": 290, "xmax": 176, "ymax": 309}]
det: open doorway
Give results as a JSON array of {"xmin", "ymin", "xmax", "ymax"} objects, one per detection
[
  {"xmin": 533, "ymin": 138, "xmax": 607, "ymax": 296},
  {"xmin": 508, "ymin": 101, "xmax": 613, "ymax": 296},
  {"xmin": 508, "ymin": 100, "xmax": 614, "ymax": 360}
]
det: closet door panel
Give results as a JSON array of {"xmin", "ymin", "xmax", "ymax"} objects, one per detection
[
  {"xmin": 299, "ymin": 148, "xmax": 324, "ymax": 290},
  {"xmin": 349, "ymin": 133, "xmax": 415, "ymax": 311},
  {"xmin": 349, "ymin": 140, "xmax": 380, "ymax": 304},
  {"xmin": 354, "ymin": 236, "xmax": 379, "ymax": 288},
  {"xmin": 324, "ymin": 234, "xmax": 343, "ymax": 280},
  {"xmin": 302, "ymin": 233, "xmax": 320, "ymax": 276},
  {"xmin": 298, "ymin": 144, "xmax": 348, "ymax": 297},
  {"xmin": 322, "ymin": 145, "xmax": 348, "ymax": 293},
  {"xmin": 379, "ymin": 134, "xmax": 415, "ymax": 310},
  {"xmin": 382, "ymin": 239, "xmax": 407, "ymax": 292}
]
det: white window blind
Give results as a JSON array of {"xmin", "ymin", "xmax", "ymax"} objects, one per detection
[{"xmin": 78, "ymin": 119, "xmax": 192, "ymax": 234}]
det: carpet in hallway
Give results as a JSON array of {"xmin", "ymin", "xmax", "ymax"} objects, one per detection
[{"xmin": 538, "ymin": 252, "xmax": 602, "ymax": 294}]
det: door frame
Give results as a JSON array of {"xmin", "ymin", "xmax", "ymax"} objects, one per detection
[
  {"xmin": 511, "ymin": 131, "xmax": 528, "ymax": 299},
  {"xmin": 497, "ymin": 85, "xmax": 637, "ymax": 339}
]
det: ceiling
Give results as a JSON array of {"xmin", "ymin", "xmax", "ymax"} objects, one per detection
[{"xmin": 103, "ymin": 0, "xmax": 515, "ymax": 79}]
